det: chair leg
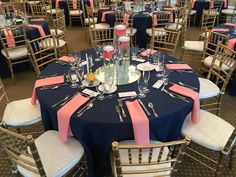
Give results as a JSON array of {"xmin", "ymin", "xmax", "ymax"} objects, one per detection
[
  {"xmin": 180, "ymin": 48, "xmax": 185, "ymax": 61},
  {"xmin": 215, "ymin": 152, "xmax": 226, "ymax": 177},
  {"xmin": 229, "ymin": 145, "xmax": 235, "ymax": 169},
  {"xmin": 8, "ymin": 61, "xmax": 15, "ymax": 83}
]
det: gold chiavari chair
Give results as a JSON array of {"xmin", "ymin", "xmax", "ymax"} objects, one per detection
[
  {"xmin": 46, "ymin": 1, "xmax": 64, "ymax": 24},
  {"xmin": 0, "ymin": 126, "xmax": 88, "ymax": 177},
  {"xmin": 200, "ymin": 30, "xmax": 230, "ymax": 74},
  {"xmin": 115, "ymin": 11, "xmax": 137, "ymax": 46},
  {"xmin": 221, "ymin": 0, "xmax": 236, "ymax": 23},
  {"xmin": 81, "ymin": 0, "xmax": 98, "ymax": 28},
  {"xmin": 110, "ymin": 137, "xmax": 191, "ymax": 177},
  {"xmin": 29, "ymin": 3, "xmax": 48, "ymax": 19},
  {"xmin": 177, "ymin": 0, "xmax": 196, "ymax": 26},
  {"xmin": 199, "ymin": 42, "xmax": 236, "ymax": 115},
  {"xmin": 0, "ymin": 26, "xmax": 34, "ymax": 82},
  {"xmin": 67, "ymin": 0, "xmax": 83, "ymax": 26},
  {"xmin": 89, "ymin": 27, "xmax": 114, "ymax": 47},
  {"xmin": 199, "ymin": 9, "xmax": 218, "ymax": 40},
  {"xmin": 27, "ymin": 35, "xmax": 58, "ymax": 76},
  {"xmin": 10, "ymin": 0, "xmax": 27, "ymax": 14},
  {"xmin": 0, "ymin": 77, "xmax": 41, "ymax": 133},
  {"xmin": 151, "ymin": 29, "xmax": 180, "ymax": 56},
  {"xmin": 212, "ymin": 0, "xmax": 224, "ymax": 24}
]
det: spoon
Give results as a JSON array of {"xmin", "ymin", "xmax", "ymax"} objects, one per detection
[
  {"xmin": 77, "ymin": 103, "xmax": 93, "ymax": 117},
  {"xmin": 178, "ymin": 82, "xmax": 197, "ymax": 90},
  {"xmin": 148, "ymin": 102, "xmax": 158, "ymax": 117}
]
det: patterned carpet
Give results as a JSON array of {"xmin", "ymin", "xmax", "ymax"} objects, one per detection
[{"xmin": 0, "ymin": 27, "xmax": 235, "ymax": 177}]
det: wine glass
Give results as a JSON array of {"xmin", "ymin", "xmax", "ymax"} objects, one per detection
[
  {"xmin": 68, "ymin": 53, "xmax": 77, "ymax": 70},
  {"xmin": 96, "ymin": 84, "xmax": 105, "ymax": 100},
  {"xmin": 76, "ymin": 66, "xmax": 85, "ymax": 88},
  {"xmin": 95, "ymin": 45, "xmax": 102, "ymax": 62},
  {"xmin": 142, "ymin": 70, "xmax": 150, "ymax": 93},
  {"xmin": 131, "ymin": 46, "xmax": 139, "ymax": 59},
  {"xmin": 156, "ymin": 53, "xmax": 165, "ymax": 78},
  {"xmin": 137, "ymin": 78, "xmax": 146, "ymax": 98},
  {"xmin": 68, "ymin": 70, "xmax": 79, "ymax": 88}
]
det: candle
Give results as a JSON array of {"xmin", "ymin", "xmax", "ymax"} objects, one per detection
[{"xmin": 86, "ymin": 53, "xmax": 89, "ymax": 74}]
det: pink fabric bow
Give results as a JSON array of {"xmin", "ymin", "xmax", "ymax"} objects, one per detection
[
  {"xmin": 72, "ymin": 0, "xmax": 77, "ymax": 9},
  {"xmin": 3, "ymin": 29, "xmax": 16, "ymax": 48},
  {"xmin": 226, "ymin": 38, "xmax": 236, "ymax": 55},
  {"xmin": 28, "ymin": 24, "xmax": 46, "ymax": 37},
  {"xmin": 31, "ymin": 76, "xmax": 65, "ymax": 105},
  {"xmin": 123, "ymin": 13, "xmax": 130, "ymax": 26},
  {"xmin": 149, "ymin": 13, "xmax": 158, "ymax": 26},
  {"xmin": 125, "ymin": 100, "xmax": 150, "ymax": 145},
  {"xmin": 165, "ymin": 64, "xmax": 192, "ymax": 70},
  {"xmin": 58, "ymin": 56, "xmax": 76, "ymax": 62},
  {"xmin": 89, "ymin": 0, "xmax": 94, "ymax": 11},
  {"xmin": 101, "ymin": 11, "xmax": 114, "ymax": 22},
  {"xmin": 169, "ymin": 84, "xmax": 200, "ymax": 123},
  {"xmin": 57, "ymin": 93, "xmax": 89, "ymax": 142},
  {"xmin": 140, "ymin": 49, "xmax": 157, "ymax": 57}
]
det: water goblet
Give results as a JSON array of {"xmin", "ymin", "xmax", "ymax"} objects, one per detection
[
  {"xmin": 96, "ymin": 84, "xmax": 105, "ymax": 100},
  {"xmin": 137, "ymin": 78, "xmax": 146, "ymax": 98},
  {"xmin": 142, "ymin": 70, "xmax": 150, "ymax": 93},
  {"xmin": 156, "ymin": 53, "xmax": 165, "ymax": 78},
  {"xmin": 68, "ymin": 70, "xmax": 79, "ymax": 88},
  {"xmin": 106, "ymin": 76, "xmax": 115, "ymax": 98}
]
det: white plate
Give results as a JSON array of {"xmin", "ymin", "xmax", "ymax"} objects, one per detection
[
  {"xmin": 82, "ymin": 79, "xmax": 100, "ymax": 87},
  {"xmin": 137, "ymin": 62, "xmax": 155, "ymax": 71},
  {"xmin": 98, "ymin": 84, "xmax": 117, "ymax": 94}
]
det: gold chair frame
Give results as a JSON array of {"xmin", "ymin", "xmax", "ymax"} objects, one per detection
[
  {"xmin": 89, "ymin": 27, "xmax": 114, "ymax": 47},
  {"xmin": 67, "ymin": 0, "xmax": 84, "ymax": 27}
]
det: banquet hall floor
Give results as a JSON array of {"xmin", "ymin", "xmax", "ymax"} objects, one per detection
[{"xmin": 0, "ymin": 26, "xmax": 236, "ymax": 177}]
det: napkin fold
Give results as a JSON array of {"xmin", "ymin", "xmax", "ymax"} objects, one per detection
[
  {"xmin": 101, "ymin": 11, "xmax": 114, "ymax": 22},
  {"xmin": 140, "ymin": 49, "xmax": 157, "ymax": 57},
  {"xmin": 4, "ymin": 29, "xmax": 16, "ymax": 48},
  {"xmin": 28, "ymin": 24, "xmax": 46, "ymax": 37},
  {"xmin": 57, "ymin": 93, "xmax": 89, "ymax": 142},
  {"xmin": 212, "ymin": 28, "xmax": 229, "ymax": 32},
  {"xmin": 72, "ymin": 0, "xmax": 77, "ymax": 9},
  {"xmin": 58, "ymin": 56, "xmax": 76, "ymax": 62},
  {"xmin": 31, "ymin": 76, "xmax": 65, "ymax": 105},
  {"xmin": 165, "ymin": 64, "xmax": 192, "ymax": 70},
  {"xmin": 224, "ymin": 23, "xmax": 236, "ymax": 27},
  {"xmin": 169, "ymin": 84, "xmax": 200, "ymax": 123},
  {"xmin": 125, "ymin": 100, "xmax": 150, "ymax": 145},
  {"xmin": 123, "ymin": 13, "xmax": 130, "ymax": 26},
  {"xmin": 226, "ymin": 38, "xmax": 236, "ymax": 55}
]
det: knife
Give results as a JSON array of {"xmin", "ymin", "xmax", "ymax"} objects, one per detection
[{"xmin": 137, "ymin": 99, "xmax": 151, "ymax": 116}]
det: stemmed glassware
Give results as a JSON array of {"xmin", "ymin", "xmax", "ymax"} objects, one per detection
[
  {"xmin": 156, "ymin": 53, "xmax": 165, "ymax": 78},
  {"xmin": 131, "ymin": 46, "xmax": 139, "ymax": 59},
  {"xmin": 95, "ymin": 45, "xmax": 102, "ymax": 62},
  {"xmin": 76, "ymin": 65, "xmax": 85, "ymax": 88},
  {"xmin": 96, "ymin": 84, "xmax": 105, "ymax": 100},
  {"xmin": 106, "ymin": 76, "xmax": 115, "ymax": 98},
  {"xmin": 137, "ymin": 78, "xmax": 146, "ymax": 98},
  {"xmin": 142, "ymin": 70, "xmax": 150, "ymax": 93},
  {"xmin": 68, "ymin": 70, "xmax": 79, "ymax": 88}
]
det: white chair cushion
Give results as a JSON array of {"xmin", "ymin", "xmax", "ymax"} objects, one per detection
[
  {"xmin": 112, "ymin": 140, "xmax": 171, "ymax": 177},
  {"xmin": 27, "ymin": 1, "xmax": 40, "ymax": 4},
  {"xmin": 166, "ymin": 23, "xmax": 182, "ymax": 31},
  {"xmin": 182, "ymin": 109, "xmax": 235, "ymax": 151},
  {"xmin": 174, "ymin": 18, "xmax": 183, "ymax": 23},
  {"xmin": 221, "ymin": 9, "xmax": 236, "ymax": 15},
  {"xmin": 89, "ymin": 23, "xmax": 110, "ymax": 29},
  {"xmin": 2, "ymin": 98, "xmax": 41, "ymax": 126},
  {"xmin": 69, "ymin": 10, "xmax": 83, "ymax": 16},
  {"xmin": 146, "ymin": 28, "xmax": 167, "ymax": 36},
  {"xmin": 50, "ymin": 28, "xmax": 64, "ymax": 35},
  {"xmin": 47, "ymin": 9, "xmax": 64, "ymax": 14},
  {"xmin": 190, "ymin": 10, "xmax": 196, "ymax": 15},
  {"xmin": 126, "ymin": 27, "xmax": 137, "ymax": 36},
  {"xmin": 199, "ymin": 77, "xmax": 220, "ymax": 99},
  {"xmin": 84, "ymin": 17, "xmax": 97, "ymax": 24},
  {"xmin": 1, "ymin": 46, "xmax": 28, "ymax": 60},
  {"xmin": 17, "ymin": 130, "xmax": 84, "ymax": 177},
  {"xmin": 203, "ymin": 55, "xmax": 229, "ymax": 70},
  {"xmin": 200, "ymin": 31, "xmax": 209, "ymax": 38},
  {"xmin": 39, "ymin": 38, "xmax": 66, "ymax": 48},
  {"xmin": 184, "ymin": 41, "xmax": 204, "ymax": 52}
]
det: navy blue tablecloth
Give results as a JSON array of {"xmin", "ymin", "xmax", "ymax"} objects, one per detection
[
  {"xmin": 37, "ymin": 49, "xmax": 200, "ymax": 177},
  {"xmin": 0, "ymin": 20, "xmax": 50, "ymax": 78}
]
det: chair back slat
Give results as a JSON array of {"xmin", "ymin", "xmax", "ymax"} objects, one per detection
[
  {"xmin": 200, "ymin": 9, "xmax": 217, "ymax": 35},
  {"xmin": 30, "ymin": 4, "xmax": 47, "ymax": 19},
  {"xmin": 89, "ymin": 28, "xmax": 114, "ymax": 47},
  {"xmin": 111, "ymin": 137, "xmax": 191, "ymax": 176},
  {"xmin": 0, "ymin": 126, "xmax": 47, "ymax": 176}
]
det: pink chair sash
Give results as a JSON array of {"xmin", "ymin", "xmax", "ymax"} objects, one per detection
[
  {"xmin": 165, "ymin": 64, "xmax": 192, "ymax": 70},
  {"xmin": 101, "ymin": 11, "xmax": 114, "ymax": 22},
  {"xmin": 149, "ymin": 13, "xmax": 158, "ymax": 26},
  {"xmin": 56, "ymin": 0, "xmax": 60, "ymax": 8},
  {"xmin": 3, "ymin": 29, "xmax": 16, "ymax": 48},
  {"xmin": 28, "ymin": 24, "xmax": 46, "ymax": 37},
  {"xmin": 72, "ymin": 0, "xmax": 77, "ymax": 9},
  {"xmin": 123, "ymin": 13, "xmax": 130, "ymax": 26},
  {"xmin": 226, "ymin": 38, "xmax": 236, "ymax": 55},
  {"xmin": 169, "ymin": 84, "xmax": 200, "ymax": 123},
  {"xmin": 89, "ymin": 0, "xmax": 94, "ymax": 10},
  {"xmin": 125, "ymin": 100, "xmax": 150, "ymax": 145},
  {"xmin": 224, "ymin": 23, "xmax": 236, "ymax": 27},
  {"xmin": 57, "ymin": 93, "xmax": 89, "ymax": 142},
  {"xmin": 31, "ymin": 76, "xmax": 65, "ymax": 105},
  {"xmin": 192, "ymin": 0, "xmax": 196, "ymax": 8}
]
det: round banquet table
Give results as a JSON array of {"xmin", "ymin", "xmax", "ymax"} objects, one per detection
[
  {"xmin": 0, "ymin": 19, "xmax": 50, "ymax": 78},
  {"xmin": 97, "ymin": 7, "xmax": 175, "ymax": 48},
  {"xmin": 37, "ymin": 48, "xmax": 200, "ymax": 177}
]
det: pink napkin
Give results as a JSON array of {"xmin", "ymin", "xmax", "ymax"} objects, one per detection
[
  {"xmin": 31, "ymin": 18, "xmax": 46, "ymax": 21},
  {"xmin": 101, "ymin": 11, "xmax": 114, "ymax": 22},
  {"xmin": 125, "ymin": 100, "xmax": 150, "ymax": 145},
  {"xmin": 99, "ymin": 7, "xmax": 109, "ymax": 10},
  {"xmin": 149, "ymin": 13, "xmax": 158, "ymax": 26},
  {"xmin": 169, "ymin": 84, "xmax": 200, "ymax": 123},
  {"xmin": 72, "ymin": 0, "xmax": 77, "ymax": 9},
  {"xmin": 58, "ymin": 56, "xmax": 76, "ymax": 62},
  {"xmin": 89, "ymin": 0, "xmax": 94, "ymax": 10},
  {"xmin": 31, "ymin": 76, "xmax": 65, "ymax": 105},
  {"xmin": 57, "ymin": 93, "xmax": 89, "ymax": 142},
  {"xmin": 224, "ymin": 23, "xmax": 236, "ymax": 27},
  {"xmin": 165, "ymin": 64, "xmax": 192, "ymax": 70},
  {"xmin": 212, "ymin": 28, "xmax": 229, "ymax": 32},
  {"xmin": 123, "ymin": 13, "xmax": 130, "ymax": 26},
  {"xmin": 28, "ymin": 24, "xmax": 46, "ymax": 37},
  {"xmin": 3, "ymin": 29, "xmax": 16, "ymax": 48},
  {"xmin": 226, "ymin": 38, "xmax": 236, "ymax": 55},
  {"xmin": 140, "ymin": 49, "xmax": 157, "ymax": 57}
]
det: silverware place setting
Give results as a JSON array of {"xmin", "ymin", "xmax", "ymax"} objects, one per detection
[
  {"xmin": 147, "ymin": 102, "xmax": 158, "ymax": 117},
  {"xmin": 115, "ymin": 105, "xmax": 124, "ymax": 122},
  {"xmin": 52, "ymin": 95, "xmax": 70, "ymax": 108},
  {"xmin": 77, "ymin": 98, "xmax": 97, "ymax": 117},
  {"xmin": 118, "ymin": 100, "xmax": 127, "ymax": 117},
  {"xmin": 163, "ymin": 89, "xmax": 190, "ymax": 103},
  {"xmin": 138, "ymin": 99, "xmax": 151, "ymax": 116}
]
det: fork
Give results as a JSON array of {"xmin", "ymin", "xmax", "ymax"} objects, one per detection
[
  {"xmin": 52, "ymin": 95, "xmax": 70, "ymax": 107},
  {"xmin": 118, "ymin": 100, "xmax": 127, "ymax": 117},
  {"xmin": 163, "ymin": 89, "xmax": 190, "ymax": 103},
  {"xmin": 115, "ymin": 106, "xmax": 123, "ymax": 122}
]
